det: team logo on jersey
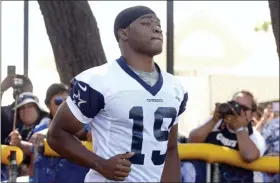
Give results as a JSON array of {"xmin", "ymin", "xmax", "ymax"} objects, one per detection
[
  {"xmin": 78, "ymin": 82, "xmax": 87, "ymax": 91},
  {"xmin": 146, "ymin": 98, "xmax": 163, "ymax": 103},
  {"xmin": 72, "ymin": 89, "xmax": 87, "ymax": 107},
  {"xmin": 172, "ymin": 86, "xmax": 181, "ymax": 102}
]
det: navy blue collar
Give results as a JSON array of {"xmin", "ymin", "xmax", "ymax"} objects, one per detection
[{"xmin": 116, "ymin": 56, "xmax": 163, "ymax": 96}]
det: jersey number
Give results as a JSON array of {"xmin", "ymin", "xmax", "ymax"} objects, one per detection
[{"xmin": 129, "ymin": 106, "xmax": 177, "ymax": 165}]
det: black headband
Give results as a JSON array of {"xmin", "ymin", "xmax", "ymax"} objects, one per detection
[{"xmin": 114, "ymin": 6, "xmax": 155, "ymax": 42}]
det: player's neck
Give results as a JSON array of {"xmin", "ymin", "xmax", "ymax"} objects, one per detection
[{"xmin": 122, "ymin": 52, "xmax": 155, "ymax": 73}]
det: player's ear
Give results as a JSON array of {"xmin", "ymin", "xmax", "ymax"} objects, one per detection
[{"xmin": 118, "ymin": 29, "xmax": 128, "ymax": 41}]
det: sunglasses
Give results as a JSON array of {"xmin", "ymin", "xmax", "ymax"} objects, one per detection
[
  {"xmin": 236, "ymin": 103, "xmax": 251, "ymax": 112},
  {"xmin": 240, "ymin": 105, "xmax": 251, "ymax": 111},
  {"xmin": 228, "ymin": 101, "xmax": 252, "ymax": 112},
  {"xmin": 54, "ymin": 97, "xmax": 65, "ymax": 106}
]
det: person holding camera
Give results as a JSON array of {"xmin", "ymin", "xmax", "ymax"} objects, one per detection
[
  {"xmin": 188, "ymin": 90, "xmax": 266, "ymax": 182},
  {"xmin": 5, "ymin": 92, "xmax": 50, "ymax": 176},
  {"xmin": 1, "ymin": 75, "xmax": 33, "ymax": 145}
]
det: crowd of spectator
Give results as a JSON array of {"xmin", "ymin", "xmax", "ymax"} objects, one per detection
[
  {"xmin": 1, "ymin": 74, "xmax": 279, "ymax": 182},
  {"xmin": 1, "ymin": 74, "xmax": 91, "ymax": 181}
]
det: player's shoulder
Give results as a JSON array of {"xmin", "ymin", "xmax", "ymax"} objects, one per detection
[
  {"xmin": 161, "ymin": 71, "xmax": 184, "ymax": 89},
  {"xmin": 75, "ymin": 62, "xmax": 117, "ymax": 84},
  {"xmin": 72, "ymin": 62, "xmax": 118, "ymax": 93},
  {"xmin": 76, "ymin": 63, "xmax": 109, "ymax": 80},
  {"xmin": 161, "ymin": 71, "xmax": 186, "ymax": 99}
]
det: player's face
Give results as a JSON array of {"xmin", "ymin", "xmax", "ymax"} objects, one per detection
[{"xmin": 128, "ymin": 14, "xmax": 163, "ymax": 56}]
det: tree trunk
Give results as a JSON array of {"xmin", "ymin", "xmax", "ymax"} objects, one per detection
[
  {"xmin": 38, "ymin": 1, "xmax": 107, "ymax": 84},
  {"xmin": 268, "ymin": 0, "xmax": 279, "ymax": 60}
]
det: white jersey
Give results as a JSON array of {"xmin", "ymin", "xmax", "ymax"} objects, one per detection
[{"xmin": 66, "ymin": 57, "xmax": 188, "ymax": 182}]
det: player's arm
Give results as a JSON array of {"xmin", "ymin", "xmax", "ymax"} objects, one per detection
[
  {"xmin": 161, "ymin": 93, "xmax": 188, "ymax": 182},
  {"xmin": 161, "ymin": 124, "xmax": 180, "ymax": 182},
  {"xmin": 47, "ymin": 77, "xmax": 105, "ymax": 172},
  {"xmin": 47, "ymin": 76, "xmax": 134, "ymax": 181},
  {"xmin": 47, "ymin": 103, "xmax": 103, "ymax": 170}
]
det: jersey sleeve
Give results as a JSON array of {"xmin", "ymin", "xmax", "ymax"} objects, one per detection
[
  {"xmin": 66, "ymin": 70, "xmax": 105, "ymax": 124},
  {"xmin": 174, "ymin": 92, "xmax": 188, "ymax": 126},
  {"xmin": 178, "ymin": 93, "xmax": 188, "ymax": 116}
]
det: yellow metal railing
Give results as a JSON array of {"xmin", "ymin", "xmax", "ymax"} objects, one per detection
[
  {"xmin": 43, "ymin": 140, "xmax": 93, "ymax": 157},
  {"xmin": 2, "ymin": 142, "xmax": 279, "ymax": 173},
  {"xmin": 1, "ymin": 145, "xmax": 23, "ymax": 165},
  {"xmin": 178, "ymin": 143, "xmax": 279, "ymax": 173}
]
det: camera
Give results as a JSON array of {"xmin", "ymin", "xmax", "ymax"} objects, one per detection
[
  {"xmin": 218, "ymin": 101, "xmax": 243, "ymax": 118},
  {"xmin": 12, "ymin": 77, "xmax": 24, "ymax": 96},
  {"xmin": 7, "ymin": 65, "xmax": 24, "ymax": 97}
]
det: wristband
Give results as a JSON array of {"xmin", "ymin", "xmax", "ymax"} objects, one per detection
[{"xmin": 235, "ymin": 126, "xmax": 246, "ymax": 133}]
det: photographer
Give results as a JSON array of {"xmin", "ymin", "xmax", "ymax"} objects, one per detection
[
  {"xmin": 1, "ymin": 74, "xmax": 33, "ymax": 145},
  {"xmin": 6, "ymin": 92, "xmax": 50, "ymax": 176},
  {"xmin": 188, "ymin": 90, "xmax": 266, "ymax": 182}
]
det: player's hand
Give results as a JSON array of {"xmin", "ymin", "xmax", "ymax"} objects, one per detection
[
  {"xmin": 211, "ymin": 103, "xmax": 222, "ymax": 123},
  {"xmin": 99, "ymin": 152, "xmax": 135, "ymax": 181},
  {"xmin": 9, "ymin": 130, "xmax": 22, "ymax": 147}
]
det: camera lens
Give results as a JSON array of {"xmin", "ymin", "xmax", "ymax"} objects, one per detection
[
  {"xmin": 13, "ymin": 78, "xmax": 23, "ymax": 87},
  {"xmin": 218, "ymin": 103, "xmax": 233, "ymax": 117}
]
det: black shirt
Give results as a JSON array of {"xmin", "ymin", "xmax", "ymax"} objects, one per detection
[
  {"xmin": 205, "ymin": 120, "xmax": 254, "ymax": 183},
  {"xmin": 1, "ymin": 103, "xmax": 15, "ymax": 144}
]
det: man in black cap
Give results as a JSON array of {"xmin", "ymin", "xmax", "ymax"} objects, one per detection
[{"xmin": 47, "ymin": 6, "xmax": 188, "ymax": 182}]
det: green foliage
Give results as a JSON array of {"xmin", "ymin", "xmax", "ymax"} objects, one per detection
[{"xmin": 254, "ymin": 21, "xmax": 272, "ymax": 32}]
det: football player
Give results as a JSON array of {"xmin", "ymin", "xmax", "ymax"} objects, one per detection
[{"xmin": 47, "ymin": 6, "xmax": 188, "ymax": 182}]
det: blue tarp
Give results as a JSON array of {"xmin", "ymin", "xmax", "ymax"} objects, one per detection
[
  {"xmin": 2, "ymin": 157, "xmax": 257, "ymax": 182},
  {"xmin": 1, "ymin": 164, "xmax": 8, "ymax": 181},
  {"xmin": 30, "ymin": 151, "xmax": 89, "ymax": 183}
]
